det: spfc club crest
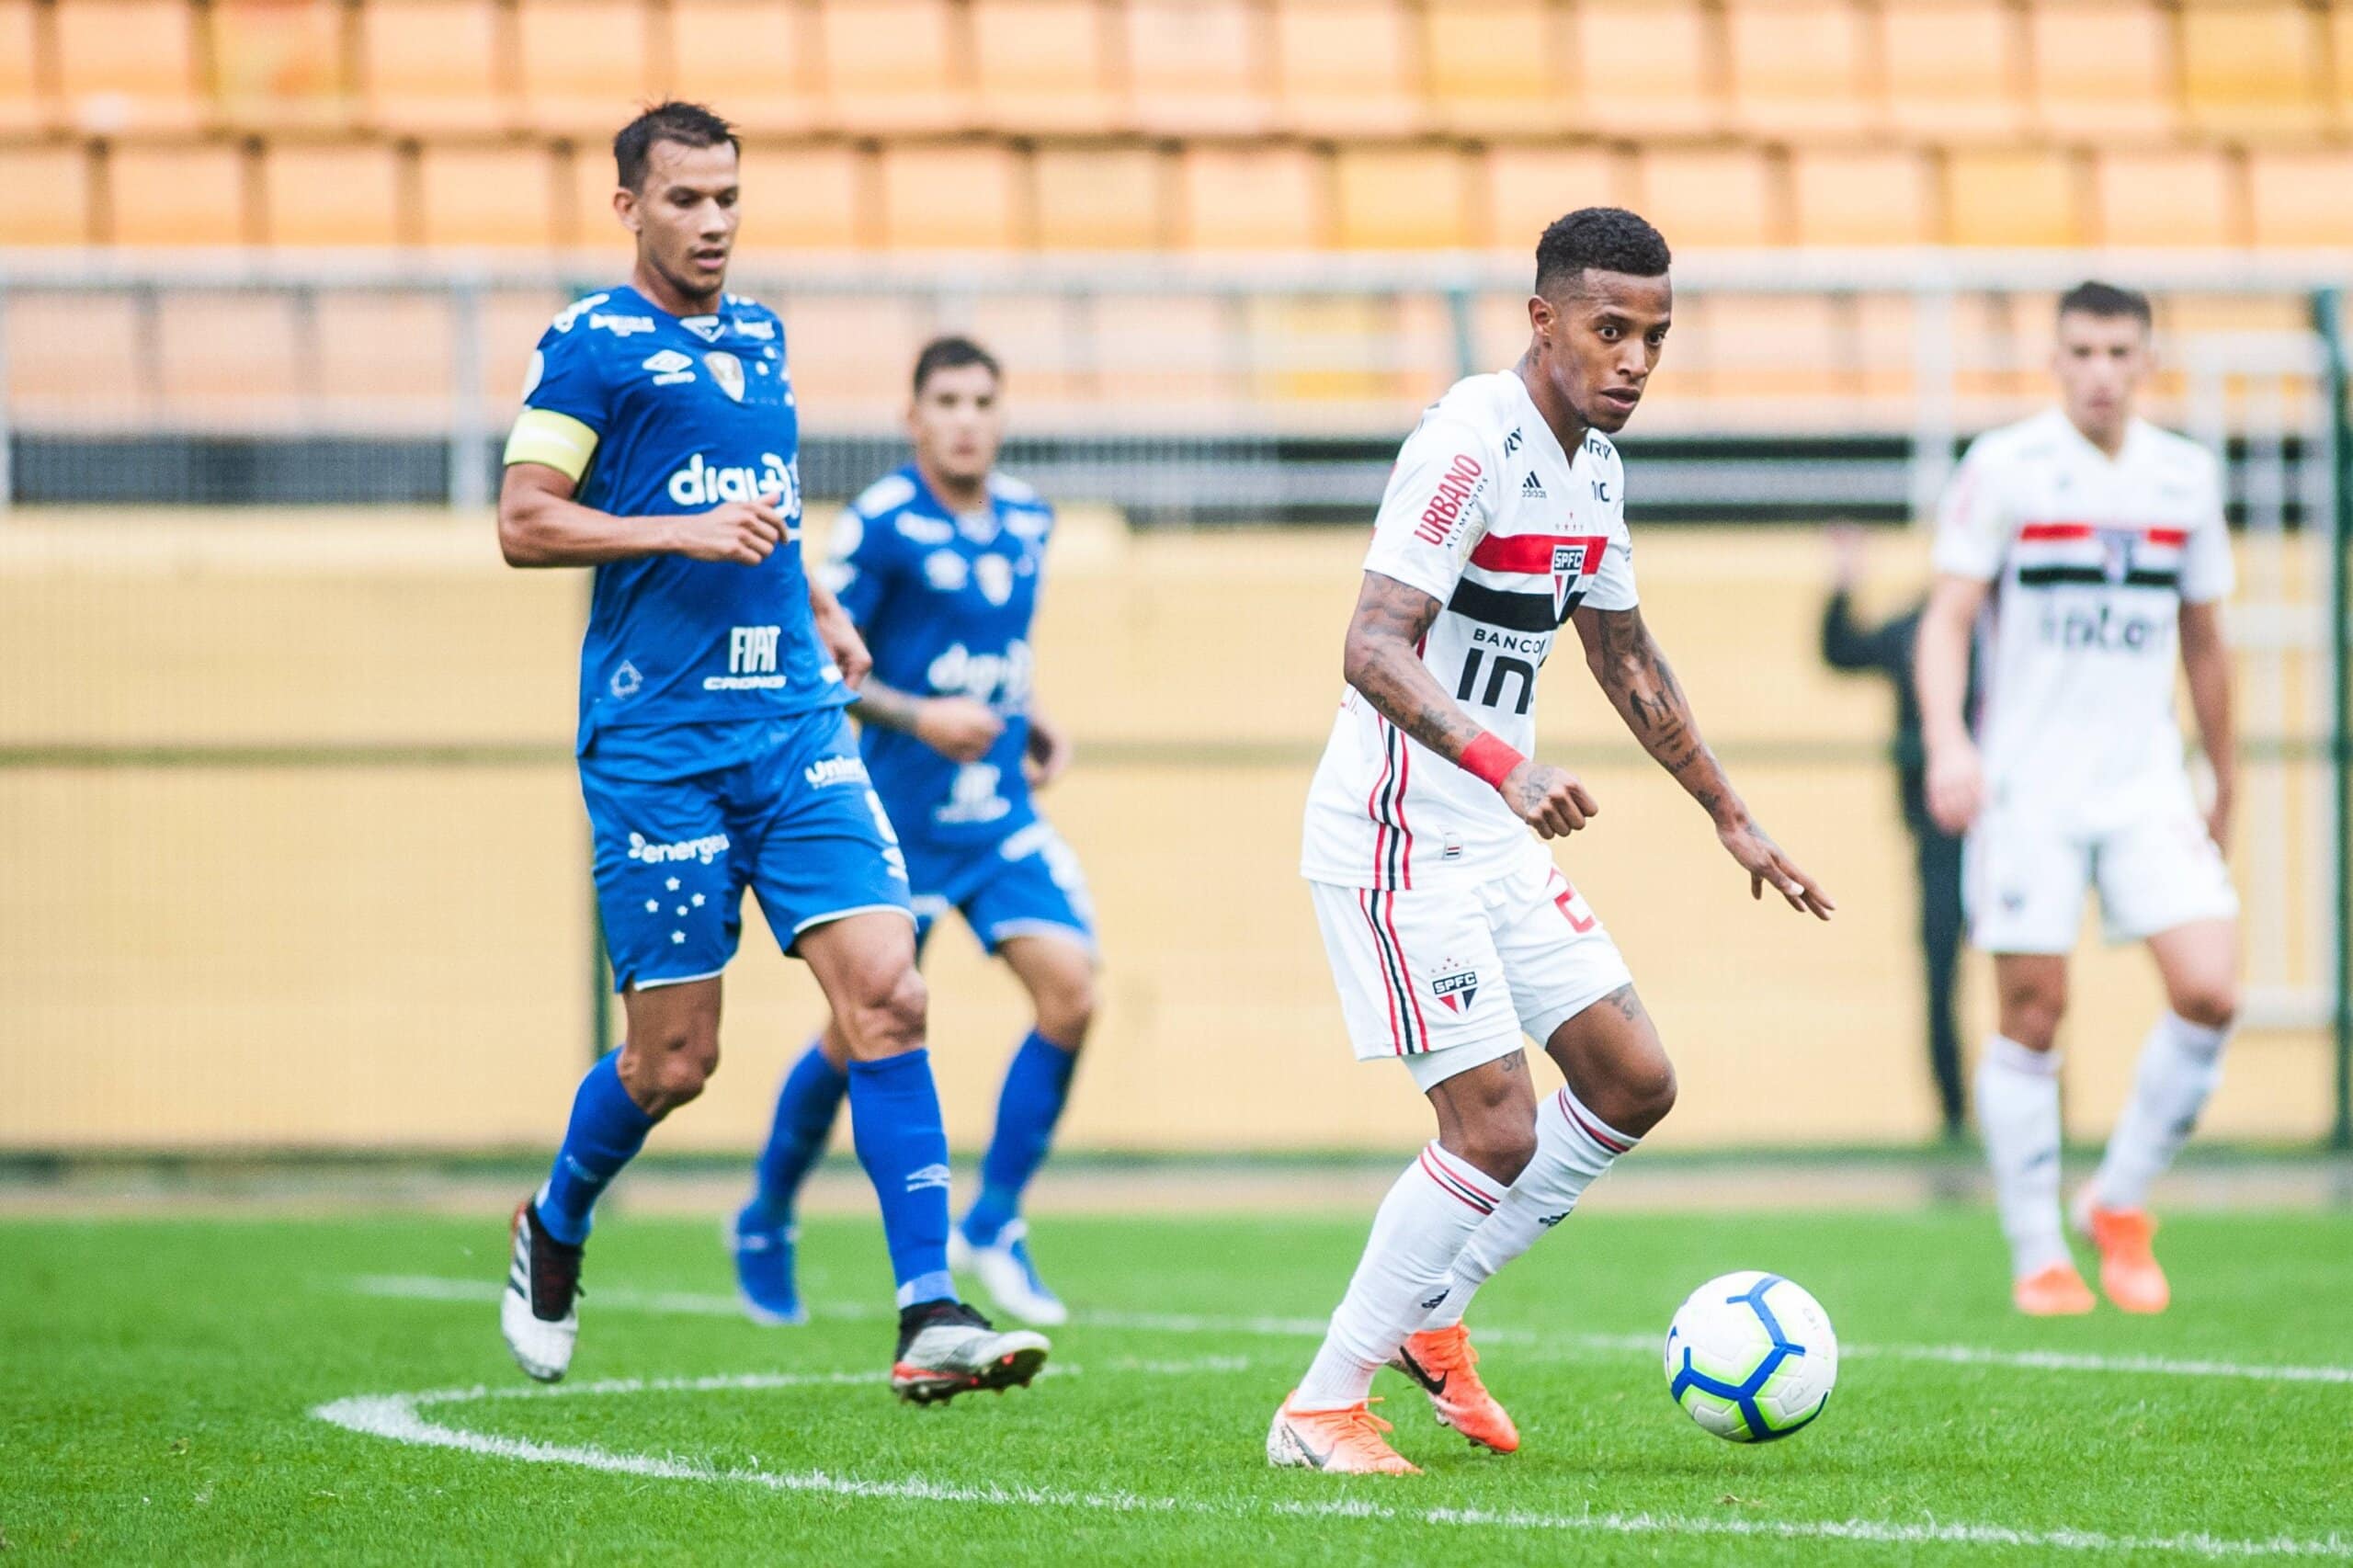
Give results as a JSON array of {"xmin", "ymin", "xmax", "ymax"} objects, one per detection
[
  {"xmin": 703, "ymin": 350, "xmax": 745, "ymax": 402},
  {"xmin": 1430, "ymin": 963, "xmax": 1480, "ymax": 1015},
  {"xmin": 2097, "ymin": 528, "xmax": 2134, "ymax": 585},
  {"xmin": 1551, "ymin": 539, "xmax": 1597, "ymax": 618}
]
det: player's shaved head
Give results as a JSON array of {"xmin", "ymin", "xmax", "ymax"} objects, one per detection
[
  {"xmin": 1534, "ymin": 208, "xmax": 1672, "ymax": 301},
  {"xmin": 614, "ymin": 101, "xmax": 740, "ymax": 193}
]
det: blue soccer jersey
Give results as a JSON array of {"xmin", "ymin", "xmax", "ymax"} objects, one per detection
[
  {"xmin": 825, "ymin": 465, "xmax": 1054, "ymax": 849},
  {"xmin": 505, "ymin": 285, "xmax": 849, "ymax": 771}
]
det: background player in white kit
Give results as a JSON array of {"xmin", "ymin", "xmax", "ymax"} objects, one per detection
[
  {"xmin": 1917, "ymin": 282, "xmax": 2239, "ymax": 1318},
  {"xmin": 1269, "ymin": 209, "xmax": 1836, "ymax": 1476}
]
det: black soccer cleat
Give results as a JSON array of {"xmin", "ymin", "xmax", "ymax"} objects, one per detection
[{"xmin": 500, "ymin": 1199, "xmax": 584, "ymax": 1382}]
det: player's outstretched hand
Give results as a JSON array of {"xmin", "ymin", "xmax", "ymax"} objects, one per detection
[
  {"xmin": 673, "ymin": 493, "xmax": 787, "ymax": 564},
  {"xmin": 1501, "ymin": 760, "xmax": 1598, "ymax": 839},
  {"xmin": 1718, "ymin": 818, "xmax": 1836, "ymax": 919},
  {"xmin": 1924, "ymin": 740, "xmax": 1985, "ymax": 836},
  {"xmin": 1023, "ymin": 711, "xmax": 1074, "ymax": 789},
  {"xmin": 915, "ymin": 698, "xmax": 1005, "ymax": 763}
]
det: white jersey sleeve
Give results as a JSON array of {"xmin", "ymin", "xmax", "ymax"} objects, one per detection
[
  {"xmin": 1932, "ymin": 439, "xmax": 2016, "ymax": 581},
  {"xmin": 1362, "ymin": 414, "xmax": 1500, "ymax": 605},
  {"xmin": 1579, "ymin": 438, "xmax": 1638, "ymax": 612},
  {"xmin": 2178, "ymin": 451, "xmax": 2234, "ymax": 605}
]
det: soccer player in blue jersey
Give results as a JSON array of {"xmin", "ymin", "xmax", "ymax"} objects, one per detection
[
  {"xmin": 493, "ymin": 102, "xmax": 1047, "ymax": 1403},
  {"xmin": 732, "ymin": 337, "xmax": 1097, "ymax": 1328}
]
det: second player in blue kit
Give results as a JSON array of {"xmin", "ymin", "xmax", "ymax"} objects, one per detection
[{"xmin": 733, "ymin": 337, "xmax": 1099, "ymax": 1327}]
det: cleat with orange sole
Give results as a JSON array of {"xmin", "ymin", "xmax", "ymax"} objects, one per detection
[
  {"xmin": 1388, "ymin": 1324, "xmax": 1519, "ymax": 1454},
  {"xmin": 2078, "ymin": 1202, "xmax": 2170, "ymax": 1313},
  {"xmin": 2013, "ymin": 1261, "xmax": 2097, "ymax": 1316},
  {"xmin": 1266, "ymin": 1394, "xmax": 1421, "ymax": 1475}
]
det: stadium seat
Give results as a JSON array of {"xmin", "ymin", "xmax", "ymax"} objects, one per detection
[
  {"xmin": 1877, "ymin": 0, "xmax": 2022, "ymax": 138},
  {"xmin": 1332, "ymin": 147, "xmax": 1472, "ymax": 250},
  {"xmin": 54, "ymin": 0, "xmax": 204, "ymax": 132},
  {"xmin": 1701, "ymin": 295, "xmax": 1855, "ymax": 411},
  {"xmin": 1174, "ymin": 144, "xmax": 1320, "ymax": 248},
  {"xmin": 2245, "ymin": 152, "xmax": 2353, "ymax": 246},
  {"xmin": 156, "ymin": 294, "xmax": 305, "ymax": 428},
  {"xmin": 313, "ymin": 293, "xmax": 458, "ymax": 431},
  {"xmin": 1422, "ymin": 0, "xmax": 1571, "ymax": 134},
  {"xmin": 1634, "ymin": 147, "xmax": 1776, "ymax": 249},
  {"xmin": 108, "ymin": 142, "xmax": 250, "ymax": 245},
  {"xmin": 1270, "ymin": 0, "xmax": 1422, "ymax": 136},
  {"xmin": 1090, "ymin": 294, "xmax": 1236, "ymax": 413},
  {"xmin": 479, "ymin": 288, "xmax": 568, "ymax": 406},
  {"xmin": 3, "ymin": 293, "xmax": 143, "ymax": 419},
  {"xmin": 416, "ymin": 144, "xmax": 559, "ymax": 247},
  {"xmin": 1124, "ymin": 0, "xmax": 1275, "ymax": 134},
  {"xmin": 972, "ymin": 0, "xmax": 1119, "ymax": 133},
  {"xmin": 210, "ymin": 0, "xmax": 350, "ymax": 131},
  {"xmin": 2025, "ymin": 0, "xmax": 2173, "ymax": 136},
  {"xmin": 1788, "ymin": 150, "xmax": 1932, "ymax": 247},
  {"xmin": 1483, "ymin": 146, "xmax": 1625, "ymax": 250},
  {"xmin": 359, "ymin": 0, "xmax": 512, "ymax": 133},
  {"xmin": 817, "ymin": 0, "xmax": 969, "ymax": 132},
  {"xmin": 1723, "ymin": 0, "xmax": 1870, "ymax": 136},
  {"xmin": 1034, "ymin": 147, "xmax": 1168, "ymax": 249},
  {"xmin": 2093, "ymin": 150, "xmax": 2236, "ymax": 248},
  {"xmin": 0, "ymin": 0, "xmax": 56, "ymax": 132},
  {"xmin": 516, "ymin": 0, "xmax": 661, "ymax": 135},
  {"xmin": 1247, "ymin": 294, "xmax": 1391, "ymax": 405},
  {"xmin": 1945, "ymin": 150, "xmax": 2081, "ymax": 246},
  {"xmin": 665, "ymin": 0, "xmax": 819, "ymax": 135},
  {"xmin": 732, "ymin": 142, "xmax": 865, "ymax": 250},
  {"xmin": 2178, "ymin": 0, "xmax": 2325, "ymax": 135},
  {"xmin": 0, "ymin": 146, "xmax": 97, "ymax": 244},
  {"xmin": 965, "ymin": 295, "xmax": 1086, "ymax": 409},
  {"xmin": 1573, "ymin": 0, "xmax": 1718, "ymax": 133},
  {"xmin": 2333, "ymin": 5, "xmax": 2353, "ymax": 131},
  {"xmin": 771, "ymin": 294, "xmax": 927, "ymax": 421},
  {"xmin": 878, "ymin": 143, "xmax": 1023, "ymax": 248},
  {"xmin": 262, "ymin": 142, "xmax": 404, "ymax": 246}
]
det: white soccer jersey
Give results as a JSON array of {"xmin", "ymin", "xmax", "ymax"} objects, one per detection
[
  {"xmin": 1302, "ymin": 370, "xmax": 1638, "ymax": 890},
  {"xmin": 1934, "ymin": 408, "xmax": 2234, "ymax": 826}
]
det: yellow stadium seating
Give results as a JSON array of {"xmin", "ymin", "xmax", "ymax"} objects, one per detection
[
  {"xmin": 972, "ymin": 0, "xmax": 1119, "ymax": 133},
  {"xmin": 1174, "ymin": 143, "xmax": 1320, "ymax": 248},
  {"xmin": 1946, "ymin": 149, "xmax": 2081, "ymax": 246},
  {"xmin": 1034, "ymin": 146, "xmax": 1168, "ymax": 249},
  {"xmin": 155, "ymin": 294, "xmax": 304, "ymax": 427},
  {"xmin": 1270, "ymin": 0, "xmax": 1422, "ymax": 136},
  {"xmin": 4, "ymin": 293, "xmax": 144, "ymax": 417},
  {"xmin": 0, "ymin": 0, "xmax": 49, "ymax": 133},
  {"xmin": 667, "ymin": 0, "xmax": 821, "ymax": 135},
  {"xmin": 313, "ymin": 293, "xmax": 458, "ymax": 428},
  {"xmin": 479, "ymin": 288, "xmax": 567, "ymax": 405},
  {"xmin": 2026, "ymin": 0, "xmax": 2174, "ymax": 136},
  {"xmin": 1635, "ymin": 147, "xmax": 1777, "ymax": 248},
  {"xmin": 1788, "ymin": 149, "xmax": 1933, "ymax": 247},
  {"xmin": 2245, "ymin": 151, "xmax": 2353, "ymax": 246},
  {"xmin": 2093, "ymin": 149, "xmax": 2235, "ymax": 247},
  {"xmin": 1701, "ymin": 295, "xmax": 1855, "ymax": 407},
  {"xmin": 416, "ymin": 143, "xmax": 558, "ymax": 247},
  {"xmin": 734, "ymin": 142, "xmax": 866, "ymax": 249},
  {"xmin": 1573, "ymin": 0, "xmax": 1718, "ymax": 134},
  {"xmin": 1422, "ymin": 0, "xmax": 1569, "ymax": 134},
  {"xmin": 1482, "ymin": 146, "xmax": 1625, "ymax": 249},
  {"xmin": 1878, "ymin": 0, "xmax": 2023, "ymax": 138},
  {"xmin": 1125, "ymin": 0, "xmax": 1274, "ymax": 134},
  {"xmin": 516, "ymin": 0, "xmax": 661, "ymax": 135},
  {"xmin": 0, "ymin": 146, "xmax": 97, "ymax": 244},
  {"xmin": 964, "ymin": 295, "xmax": 1086, "ymax": 408},
  {"xmin": 1723, "ymin": 0, "xmax": 1870, "ymax": 136},
  {"xmin": 818, "ymin": 0, "xmax": 969, "ymax": 132},
  {"xmin": 1090, "ymin": 294, "xmax": 1236, "ymax": 412},
  {"xmin": 55, "ymin": 0, "xmax": 204, "ymax": 132},
  {"xmin": 2334, "ymin": 5, "xmax": 2353, "ymax": 130},
  {"xmin": 108, "ymin": 142, "xmax": 248, "ymax": 245},
  {"xmin": 2179, "ymin": 0, "xmax": 2325, "ymax": 135},
  {"xmin": 878, "ymin": 143, "xmax": 1023, "ymax": 247},
  {"xmin": 210, "ymin": 0, "xmax": 349, "ymax": 131},
  {"xmin": 1332, "ymin": 147, "xmax": 1472, "ymax": 249},
  {"xmin": 359, "ymin": 0, "xmax": 510, "ymax": 134},
  {"xmin": 771, "ymin": 294, "xmax": 927, "ymax": 420},
  {"xmin": 262, "ymin": 142, "xmax": 404, "ymax": 246}
]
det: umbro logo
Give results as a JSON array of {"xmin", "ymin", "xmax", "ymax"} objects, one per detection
[
  {"xmin": 905, "ymin": 1164, "xmax": 954, "ymax": 1193},
  {"xmin": 642, "ymin": 348, "xmax": 695, "ymax": 386},
  {"xmin": 1520, "ymin": 472, "xmax": 1547, "ymax": 499}
]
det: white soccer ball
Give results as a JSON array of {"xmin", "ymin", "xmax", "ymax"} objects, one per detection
[{"xmin": 1663, "ymin": 1271, "xmax": 1838, "ymax": 1443}]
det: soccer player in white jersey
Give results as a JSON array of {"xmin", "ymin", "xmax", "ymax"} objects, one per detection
[
  {"xmin": 1917, "ymin": 282, "xmax": 2239, "ymax": 1318},
  {"xmin": 1269, "ymin": 209, "xmax": 1836, "ymax": 1476}
]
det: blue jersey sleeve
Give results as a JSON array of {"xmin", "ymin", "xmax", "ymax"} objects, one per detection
[
  {"xmin": 504, "ymin": 296, "xmax": 616, "ymax": 479},
  {"xmin": 824, "ymin": 499, "xmax": 901, "ymax": 632}
]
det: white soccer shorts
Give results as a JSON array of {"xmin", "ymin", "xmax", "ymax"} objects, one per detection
[
  {"xmin": 1964, "ymin": 773, "xmax": 2239, "ymax": 955},
  {"xmin": 1309, "ymin": 850, "xmax": 1634, "ymax": 1092}
]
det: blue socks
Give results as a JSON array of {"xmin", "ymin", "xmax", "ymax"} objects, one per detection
[
  {"xmin": 963, "ymin": 1030, "xmax": 1080, "ymax": 1247},
  {"xmin": 536, "ymin": 1049, "xmax": 657, "ymax": 1246},
  {"xmin": 745, "ymin": 1040, "xmax": 848, "ymax": 1231},
  {"xmin": 847, "ymin": 1048, "xmax": 959, "ymax": 1307}
]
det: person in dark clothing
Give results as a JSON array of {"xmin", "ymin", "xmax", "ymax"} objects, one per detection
[{"xmin": 1820, "ymin": 527, "xmax": 1972, "ymax": 1140}]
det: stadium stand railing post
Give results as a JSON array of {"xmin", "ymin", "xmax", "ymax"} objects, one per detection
[
  {"xmin": 0, "ymin": 278, "xmax": 12, "ymax": 514},
  {"xmin": 1908, "ymin": 277, "xmax": 1959, "ymax": 526},
  {"xmin": 449, "ymin": 277, "xmax": 489, "ymax": 510},
  {"xmin": 2316, "ymin": 286, "xmax": 2353, "ymax": 1153}
]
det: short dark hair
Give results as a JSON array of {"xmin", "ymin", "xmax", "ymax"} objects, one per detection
[
  {"xmin": 913, "ymin": 335, "xmax": 1002, "ymax": 395},
  {"xmin": 613, "ymin": 101, "xmax": 739, "ymax": 192},
  {"xmin": 1535, "ymin": 207, "xmax": 1672, "ymax": 295},
  {"xmin": 2058, "ymin": 280, "xmax": 2153, "ymax": 330}
]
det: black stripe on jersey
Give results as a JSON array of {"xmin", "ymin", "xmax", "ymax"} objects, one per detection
[
  {"xmin": 1448, "ymin": 578, "xmax": 1563, "ymax": 631},
  {"xmin": 1373, "ymin": 722, "xmax": 1405, "ymax": 889},
  {"xmin": 1358, "ymin": 888, "xmax": 1419, "ymax": 1053},
  {"xmin": 2017, "ymin": 564, "xmax": 2181, "ymax": 590}
]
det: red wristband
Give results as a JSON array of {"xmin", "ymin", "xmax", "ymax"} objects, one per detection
[{"xmin": 1459, "ymin": 732, "xmax": 1525, "ymax": 790}]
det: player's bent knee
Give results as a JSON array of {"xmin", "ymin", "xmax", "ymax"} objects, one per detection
[
  {"xmin": 1035, "ymin": 975, "xmax": 1097, "ymax": 1050},
  {"xmin": 619, "ymin": 1032, "xmax": 718, "ymax": 1115},
  {"xmin": 1452, "ymin": 1119, "xmax": 1539, "ymax": 1187},
  {"xmin": 846, "ymin": 962, "xmax": 929, "ymax": 1058},
  {"xmin": 2171, "ymin": 983, "xmax": 2238, "ymax": 1032}
]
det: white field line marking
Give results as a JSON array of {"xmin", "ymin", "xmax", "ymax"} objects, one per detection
[
  {"xmin": 349, "ymin": 1275, "xmax": 2353, "ymax": 1388},
  {"xmin": 310, "ymin": 1376, "xmax": 2353, "ymax": 1561}
]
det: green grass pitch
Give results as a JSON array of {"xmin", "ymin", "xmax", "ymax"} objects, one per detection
[{"xmin": 6, "ymin": 1205, "xmax": 2351, "ymax": 1563}]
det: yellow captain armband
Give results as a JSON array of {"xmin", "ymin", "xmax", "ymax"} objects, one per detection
[{"xmin": 503, "ymin": 408, "xmax": 600, "ymax": 482}]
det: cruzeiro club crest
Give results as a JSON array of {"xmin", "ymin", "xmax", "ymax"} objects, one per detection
[
  {"xmin": 1430, "ymin": 962, "xmax": 1480, "ymax": 1015},
  {"xmin": 703, "ymin": 350, "xmax": 745, "ymax": 403}
]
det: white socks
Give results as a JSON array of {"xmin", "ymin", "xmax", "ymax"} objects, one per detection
[
  {"xmin": 1422, "ymin": 1084, "xmax": 1638, "ymax": 1331},
  {"xmin": 2095, "ymin": 1011, "xmax": 2231, "ymax": 1211},
  {"xmin": 1293, "ymin": 1142, "xmax": 1501, "ymax": 1410},
  {"xmin": 1976, "ymin": 1033, "xmax": 2070, "ymax": 1278}
]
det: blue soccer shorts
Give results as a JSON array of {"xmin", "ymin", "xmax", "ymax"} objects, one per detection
[
  {"xmin": 902, "ymin": 818, "xmax": 1097, "ymax": 959},
  {"xmin": 579, "ymin": 711, "xmax": 912, "ymax": 991}
]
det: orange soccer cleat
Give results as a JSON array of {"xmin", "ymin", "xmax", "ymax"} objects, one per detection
[
  {"xmin": 2012, "ymin": 1260, "xmax": 2098, "ymax": 1317},
  {"xmin": 1266, "ymin": 1394, "xmax": 1421, "ymax": 1475},
  {"xmin": 2080, "ymin": 1204, "xmax": 2170, "ymax": 1314},
  {"xmin": 1389, "ymin": 1324, "xmax": 1520, "ymax": 1454}
]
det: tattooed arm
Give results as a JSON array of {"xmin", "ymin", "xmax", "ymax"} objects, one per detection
[
  {"xmin": 1342, "ymin": 570, "xmax": 1599, "ymax": 837},
  {"xmin": 849, "ymin": 678, "xmax": 1002, "ymax": 762},
  {"xmin": 1573, "ymin": 603, "xmax": 1835, "ymax": 918}
]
